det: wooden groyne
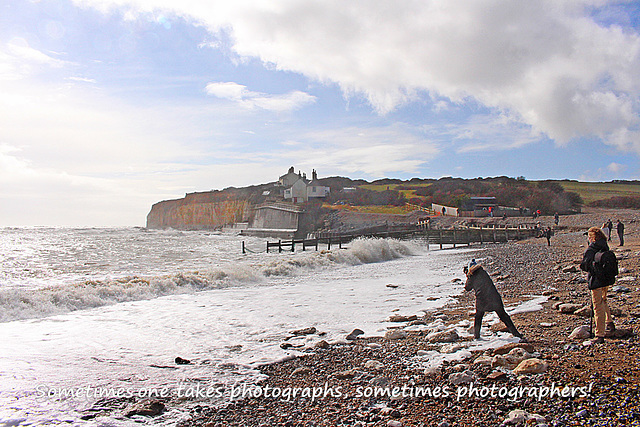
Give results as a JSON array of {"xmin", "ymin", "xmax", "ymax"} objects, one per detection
[{"xmin": 246, "ymin": 223, "xmax": 540, "ymax": 253}]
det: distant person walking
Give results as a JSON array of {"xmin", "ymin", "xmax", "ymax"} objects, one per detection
[
  {"xmin": 579, "ymin": 227, "xmax": 616, "ymax": 344},
  {"xmin": 617, "ymin": 220, "xmax": 625, "ymax": 246},
  {"xmin": 607, "ymin": 219, "xmax": 613, "ymax": 241},
  {"xmin": 464, "ymin": 260, "xmax": 525, "ymax": 341}
]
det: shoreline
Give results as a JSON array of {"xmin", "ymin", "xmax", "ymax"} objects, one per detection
[{"xmin": 180, "ymin": 209, "xmax": 640, "ymax": 426}]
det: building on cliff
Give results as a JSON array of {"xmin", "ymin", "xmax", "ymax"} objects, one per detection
[{"xmin": 283, "ymin": 169, "xmax": 330, "ymax": 203}]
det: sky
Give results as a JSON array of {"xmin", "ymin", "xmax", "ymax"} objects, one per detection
[{"xmin": 1, "ymin": 0, "xmax": 640, "ymax": 226}]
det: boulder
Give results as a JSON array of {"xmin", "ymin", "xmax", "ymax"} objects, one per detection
[
  {"xmin": 569, "ymin": 325, "xmax": 591, "ymax": 340},
  {"xmin": 363, "ymin": 360, "xmax": 385, "ymax": 370},
  {"xmin": 175, "ymin": 357, "xmax": 191, "ymax": 365},
  {"xmin": 315, "ymin": 340, "xmax": 330, "ymax": 349},
  {"xmin": 503, "ymin": 410, "xmax": 545, "ymax": 425},
  {"xmin": 493, "ymin": 343, "xmax": 535, "ymax": 355},
  {"xmin": 507, "ymin": 347, "xmax": 532, "ymax": 363},
  {"xmin": 427, "ymin": 329, "xmax": 459, "ymax": 343},
  {"xmin": 385, "ymin": 329, "xmax": 407, "ymax": 340},
  {"xmin": 558, "ymin": 303, "xmax": 581, "ymax": 314},
  {"xmin": 449, "ymin": 370, "xmax": 476, "ymax": 385},
  {"xmin": 473, "ymin": 355, "xmax": 494, "ymax": 366},
  {"xmin": 124, "ymin": 400, "xmax": 164, "ymax": 417},
  {"xmin": 346, "ymin": 329, "xmax": 365, "ymax": 340},
  {"xmin": 291, "ymin": 326, "xmax": 317, "ymax": 336},
  {"xmin": 333, "ymin": 368, "xmax": 358, "ymax": 379},
  {"xmin": 574, "ymin": 306, "xmax": 593, "ymax": 317},
  {"xmin": 486, "ymin": 371, "xmax": 508, "ymax": 381},
  {"xmin": 440, "ymin": 343, "xmax": 465, "ymax": 354},
  {"xmin": 388, "ymin": 314, "xmax": 418, "ymax": 322},
  {"xmin": 513, "ymin": 358, "xmax": 549, "ymax": 375}
]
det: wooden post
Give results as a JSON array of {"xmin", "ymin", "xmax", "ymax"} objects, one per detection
[
  {"xmin": 328, "ymin": 237, "xmax": 331, "ymax": 250},
  {"xmin": 278, "ymin": 240, "xmax": 282, "ymax": 253},
  {"xmin": 453, "ymin": 229, "xmax": 457, "ymax": 248},
  {"xmin": 439, "ymin": 229, "xmax": 443, "ymax": 250},
  {"xmin": 266, "ymin": 242, "xmax": 269, "ymax": 253},
  {"xmin": 315, "ymin": 238, "xmax": 319, "ymax": 251},
  {"xmin": 426, "ymin": 225, "xmax": 430, "ymax": 250},
  {"xmin": 339, "ymin": 234, "xmax": 343, "ymax": 249},
  {"xmin": 242, "ymin": 241, "xmax": 245, "ymax": 254},
  {"xmin": 291, "ymin": 239, "xmax": 295, "ymax": 252}
]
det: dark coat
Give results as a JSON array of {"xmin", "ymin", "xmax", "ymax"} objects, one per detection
[
  {"xmin": 464, "ymin": 266, "xmax": 505, "ymax": 313},
  {"xmin": 579, "ymin": 238, "xmax": 610, "ymax": 290}
]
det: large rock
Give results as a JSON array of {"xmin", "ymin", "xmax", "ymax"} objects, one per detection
[
  {"xmin": 493, "ymin": 343, "xmax": 535, "ymax": 355},
  {"xmin": 513, "ymin": 358, "xmax": 549, "ymax": 375},
  {"xmin": 363, "ymin": 360, "xmax": 385, "ymax": 370},
  {"xmin": 346, "ymin": 329, "xmax": 365, "ymax": 340},
  {"xmin": 473, "ymin": 355, "xmax": 494, "ymax": 366},
  {"xmin": 291, "ymin": 326, "xmax": 317, "ymax": 336},
  {"xmin": 558, "ymin": 303, "xmax": 582, "ymax": 314},
  {"xmin": 333, "ymin": 369, "xmax": 358, "ymax": 379},
  {"xmin": 388, "ymin": 314, "xmax": 418, "ymax": 322},
  {"xmin": 503, "ymin": 410, "xmax": 545, "ymax": 425},
  {"xmin": 124, "ymin": 400, "xmax": 165, "ymax": 417},
  {"xmin": 385, "ymin": 329, "xmax": 407, "ymax": 340},
  {"xmin": 574, "ymin": 306, "xmax": 593, "ymax": 317},
  {"xmin": 569, "ymin": 325, "xmax": 591, "ymax": 340},
  {"xmin": 427, "ymin": 329, "xmax": 459, "ymax": 343},
  {"xmin": 448, "ymin": 370, "xmax": 476, "ymax": 385}
]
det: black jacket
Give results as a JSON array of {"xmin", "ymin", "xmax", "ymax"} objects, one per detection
[
  {"xmin": 579, "ymin": 238, "xmax": 610, "ymax": 290},
  {"xmin": 465, "ymin": 266, "xmax": 505, "ymax": 312}
]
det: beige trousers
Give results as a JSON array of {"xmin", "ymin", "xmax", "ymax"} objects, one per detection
[{"xmin": 591, "ymin": 286, "xmax": 612, "ymax": 338}]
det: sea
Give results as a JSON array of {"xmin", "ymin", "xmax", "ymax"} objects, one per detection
[{"xmin": 0, "ymin": 227, "xmax": 527, "ymax": 426}]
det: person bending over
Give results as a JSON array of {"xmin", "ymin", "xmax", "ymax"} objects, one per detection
[{"xmin": 464, "ymin": 260, "xmax": 525, "ymax": 341}]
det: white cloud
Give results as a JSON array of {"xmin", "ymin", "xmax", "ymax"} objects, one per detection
[
  {"xmin": 0, "ymin": 38, "xmax": 68, "ymax": 80},
  {"xmin": 276, "ymin": 125, "xmax": 439, "ymax": 177},
  {"xmin": 607, "ymin": 162, "xmax": 625, "ymax": 174},
  {"xmin": 71, "ymin": 0, "xmax": 640, "ymax": 152},
  {"xmin": 205, "ymin": 81, "xmax": 315, "ymax": 112}
]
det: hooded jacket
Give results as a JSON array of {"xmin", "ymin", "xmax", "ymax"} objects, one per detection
[
  {"xmin": 579, "ymin": 238, "xmax": 610, "ymax": 290},
  {"xmin": 464, "ymin": 265, "xmax": 505, "ymax": 312}
]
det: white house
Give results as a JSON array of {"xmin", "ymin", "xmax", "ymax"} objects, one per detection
[
  {"xmin": 306, "ymin": 170, "xmax": 330, "ymax": 199},
  {"xmin": 282, "ymin": 169, "xmax": 330, "ymax": 203},
  {"xmin": 284, "ymin": 178, "xmax": 309, "ymax": 203},
  {"xmin": 279, "ymin": 166, "xmax": 303, "ymax": 188}
]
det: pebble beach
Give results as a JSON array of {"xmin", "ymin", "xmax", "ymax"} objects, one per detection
[{"xmin": 174, "ymin": 208, "xmax": 640, "ymax": 427}]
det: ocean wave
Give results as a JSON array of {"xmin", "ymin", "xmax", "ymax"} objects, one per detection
[{"xmin": 0, "ymin": 238, "xmax": 422, "ymax": 322}]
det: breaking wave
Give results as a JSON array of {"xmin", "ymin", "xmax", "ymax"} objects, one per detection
[{"xmin": 0, "ymin": 238, "xmax": 422, "ymax": 322}]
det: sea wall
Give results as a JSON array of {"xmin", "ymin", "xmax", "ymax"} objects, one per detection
[{"xmin": 146, "ymin": 192, "xmax": 251, "ymax": 230}]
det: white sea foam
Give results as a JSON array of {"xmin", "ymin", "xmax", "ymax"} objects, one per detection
[{"xmin": 0, "ymin": 237, "xmax": 422, "ymax": 322}]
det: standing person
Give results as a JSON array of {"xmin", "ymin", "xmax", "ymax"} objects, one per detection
[
  {"xmin": 464, "ymin": 260, "xmax": 526, "ymax": 341},
  {"xmin": 554, "ymin": 212, "xmax": 559, "ymax": 226},
  {"xmin": 579, "ymin": 227, "xmax": 616, "ymax": 344},
  {"xmin": 617, "ymin": 220, "xmax": 625, "ymax": 246},
  {"xmin": 607, "ymin": 219, "xmax": 613, "ymax": 241},
  {"xmin": 544, "ymin": 227, "xmax": 552, "ymax": 246}
]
